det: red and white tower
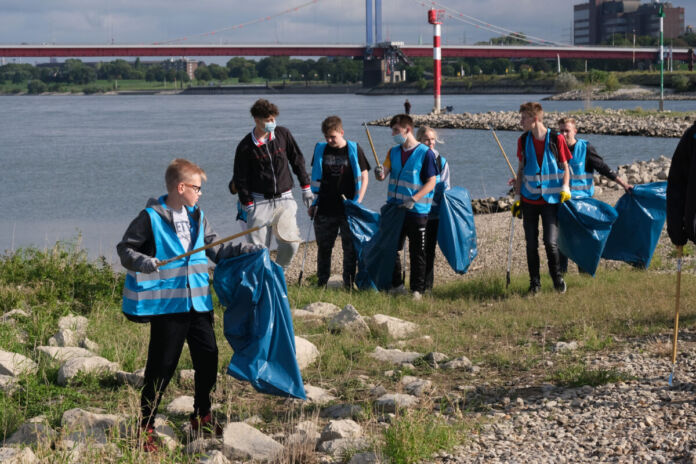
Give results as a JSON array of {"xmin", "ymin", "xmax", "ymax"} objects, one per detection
[{"xmin": 428, "ymin": 9, "xmax": 444, "ymax": 113}]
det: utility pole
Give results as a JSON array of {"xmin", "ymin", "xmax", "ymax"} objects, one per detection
[
  {"xmin": 632, "ymin": 29, "xmax": 636, "ymax": 67},
  {"xmin": 658, "ymin": 2, "xmax": 665, "ymax": 111}
]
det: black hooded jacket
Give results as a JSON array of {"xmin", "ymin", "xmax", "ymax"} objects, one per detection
[{"xmin": 667, "ymin": 122, "xmax": 696, "ymax": 246}]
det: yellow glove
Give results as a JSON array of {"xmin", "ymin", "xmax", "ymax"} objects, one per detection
[
  {"xmin": 511, "ymin": 199, "xmax": 522, "ymax": 218},
  {"xmin": 560, "ymin": 187, "xmax": 571, "ymax": 203}
]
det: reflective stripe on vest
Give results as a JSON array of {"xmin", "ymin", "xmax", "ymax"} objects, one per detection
[
  {"xmin": 310, "ymin": 141, "xmax": 362, "ymax": 201},
  {"xmin": 567, "ymin": 138, "xmax": 594, "ymax": 198},
  {"xmin": 387, "ymin": 143, "xmax": 433, "ymax": 214},
  {"xmin": 122, "ymin": 201, "xmax": 212, "ymax": 317},
  {"xmin": 520, "ymin": 129, "xmax": 564, "ymax": 204}
]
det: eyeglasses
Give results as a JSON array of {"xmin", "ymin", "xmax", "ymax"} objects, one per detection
[{"xmin": 184, "ymin": 183, "xmax": 202, "ymax": 193}]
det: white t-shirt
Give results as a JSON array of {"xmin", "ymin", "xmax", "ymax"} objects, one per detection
[{"xmin": 171, "ymin": 207, "xmax": 193, "ymax": 251}]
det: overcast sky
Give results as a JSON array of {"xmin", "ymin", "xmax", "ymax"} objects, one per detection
[{"xmin": 1, "ymin": 0, "xmax": 695, "ymax": 47}]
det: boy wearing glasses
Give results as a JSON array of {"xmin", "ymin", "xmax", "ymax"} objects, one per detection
[{"xmin": 117, "ymin": 158, "xmax": 262, "ymax": 451}]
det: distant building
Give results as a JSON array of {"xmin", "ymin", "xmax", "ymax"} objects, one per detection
[
  {"xmin": 574, "ymin": 0, "xmax": 685, "ymax": 45},
  {"xmin": 162, "ymin": 58, "xmax": 199, "ymax": 80}
]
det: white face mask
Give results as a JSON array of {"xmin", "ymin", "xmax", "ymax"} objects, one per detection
[
  {"xmin": 264, "ymin": 121, "xmax": 276, "ymax": 133},
  {"xmin": 393, "ymin": 133, "xmax": 407, "ymax": 145}
]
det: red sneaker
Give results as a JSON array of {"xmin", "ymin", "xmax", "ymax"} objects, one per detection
[
  {"xmin": 140, "ymin": 425, "xmax": 159, "ymax": 453},
  {"xmin": 190, "ymin": 412, "xmax": 223, "ymax": 437}
]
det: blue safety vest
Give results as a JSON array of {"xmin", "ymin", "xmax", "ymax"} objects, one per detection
[
  {"xmin": 122, "ymin": 199, "xmax": 212, "ymax": 317},
  {"xmin": 387, "ymin": 143, "xmax": 433, "ymax": 215},
  {"xmin": 520, "ymin": 129, "xmax": 564, "ymax": 204},
  {"xmin": 568, "ymin": 139, "xmax": 594, "ymax": 199},
  {"xmin": 310, "ymin": 141, "xmax": 362, "ymax": 202}
]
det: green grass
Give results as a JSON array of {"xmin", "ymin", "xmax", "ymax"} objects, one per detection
[
  {"xmin": 383, "ymin": 409, "xmax": 469, "ymax": 464},
  {"xmin": 0, "ymin": 241, "xmax": 694, "ymax": 461},
  {"xmin": 549, "ymin": 364, "xmax": 633, "ymax": 388}
]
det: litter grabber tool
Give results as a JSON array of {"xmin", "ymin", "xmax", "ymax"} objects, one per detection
[
  {"xmin": 668, "ymin": 245, "xmax": 683, "ymax": 387},
  {"xmin": 363, "ymin": 122, "xmax": 382, "ymax": 169},
  {"xmin": 157, "ymin": 207, "xmax": 291, "ymax": 267},
  {"xmin": 489, "ymin": 125, "xmax": 518, "ymax": 289}
]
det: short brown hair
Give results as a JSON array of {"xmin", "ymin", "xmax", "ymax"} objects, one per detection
[
  {"xmin": 250, "ymin": 99, "xmax": 279, "ymax": 119},
  {"xmin": 165, "ymin": 158, "xmax": 207, "ymax": 191},
  {"xmin": 557, "ymin": 117, "xmax": 576, "ymax": 127},
  {"xmin": 389, "ymin": 114, "xmax": 414, "ymax": 130},
  {"xmin": 321, "ymin": 115, "xmax": 343, "ymax": 135},
  {"xmin": 519, "ymin": 102, "xmax": 543, "ymax": 119}
]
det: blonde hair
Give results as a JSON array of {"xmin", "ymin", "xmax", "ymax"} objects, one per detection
[
  {"xmin": 416, "ymin": 125, "xmax": 443, "ymax": 144},
  {"xmin": 165, "ymin": 158, "xmax": 207, "ymax": 191},
  {"xmin": 557, "ymin": 117, "xmax": 577, "ymax": 127}
]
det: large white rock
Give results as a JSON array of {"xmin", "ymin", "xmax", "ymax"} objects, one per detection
[
  {"xmin": 320, "ymin": 419, "xmax": 362, "ymax": 442},
  {"xmin": 294, "ymin": 336, "xmax": 319, "ymax": 370},
  {"xmin": 48, "ymin": 329, "xmax": 81, "ymax": 347},
  {"xmin": 0, "ymin": 309, "xmax": 29, "ymax": 322},
  {"xmin": 5, "ymin": 419, "xmax": 57, "ymax": 445},
  {"xmin": 374, "ymin": 393, "xmax": 419, "ymax": 413},
  {"xmin": 0, "ymin": 447, "xmax": 39, "ymax": 464},
  {"xmin": 57, "ymin": 314, "xmax": 88, "ymax": 335},
  {"xmin": 199, "ymin": 450, "xmax": 230, "ymax": 464},
  {"xmin": 0, "ymin": 350, "xmax": 37, "ymax": 377},
  {"xmin": 0, "ymin": 375, "xmax": 18, "ymax": 393},
  {"xmin": 115, "ymin": 368, "xmax": 145, "ymax": 388},
  {"xmin": 297, "ymin": 302, "xmax": 341, "ymax": 319},
  {"xmin": 317, "ymin": 438, "xmax": 369, "ymax": 457},
  {"xmin": 56, "ymin": 356, "xmax": 119, "ymax": 386},
  {"xmin": 348, "ymin": 452, "xmax": 381, "ymax": 464},
  {"xmin": 166, "ymin": 395, "xmax": 195, "ymax": 415},
  {"xmin": 442, "ymin": 356, "xmax": 473, "ymax": 370},
  {"xmin": 303, "ymin": 384, "xmax": 336, "ymax": 405},
  {"xmin": 369, "ymin": 347, "xmax": 421, "ymax": 365},
  {"xmin": 222, "ymin": 422, "xmax": 283, "ymax": 462},
  {"xmin": 61, "ymin": 408, "xmax": 125, "ymax": 443},
  {"xmin": 401, "ymin": 376, "xmax": 433, "ymax": 397},
  {"xmin": 372, "ymin": 314, "xmax": 417, "ymax": 339},
  {"xmin": 36, "ymin": 346, "xmax": 94, "ymax": 363},
  {"xmin": 328, "ymin": 305, "xmax": 370, "ymax": 335}
]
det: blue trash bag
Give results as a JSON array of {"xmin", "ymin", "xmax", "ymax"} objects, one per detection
[
  {"xmin": 343, "ymin": 199, "xmax": 380, "ymax": 290},
  {"xmin": 212, "ymin": 249, "xmax": 306, "ymax": 400},
  {"xmin": 602, "ymin": 182, "xmax": 667, "ymax": 268},
  {"xmin": 436, "ymin": 187, "xmax": 478, "ymax": 273},
  {"xmin": 557, "ymin": 198, "xmax": 618, "ymax": 276},
  {"xmin": 362, "ymin": 203, "xmax": 407, "ymax": 291}
]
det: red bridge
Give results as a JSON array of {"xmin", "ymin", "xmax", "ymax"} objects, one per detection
[{"xmin": 0, "ymin": 43, "xmax": 691, "ymax": 61}]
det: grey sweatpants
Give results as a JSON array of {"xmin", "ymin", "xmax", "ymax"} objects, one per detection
[{"xmin": 246, "ymin": 196, "xmax": 299, "ymax": 268}]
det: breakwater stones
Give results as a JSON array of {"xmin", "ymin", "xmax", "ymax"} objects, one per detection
[
  {"xmin": 369, "ymin": 109, "xmax": 694, "ymax": 138},
  {"xmin": 470, "ymin": 155, "xmax": 671, "ymax": 215}
]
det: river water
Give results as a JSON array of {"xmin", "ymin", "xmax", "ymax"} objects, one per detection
[{"xmin": 0, "ymin": 93, "xmax": 690, "ymax": 263}]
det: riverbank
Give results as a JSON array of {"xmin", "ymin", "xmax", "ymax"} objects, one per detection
[
  {"xmin": 547, "ymin": 85, "xmax": 696, "ymax": 101},
  {"xmin": 369, "ymin": 108, "xmax": 694, "ymax": 138}
]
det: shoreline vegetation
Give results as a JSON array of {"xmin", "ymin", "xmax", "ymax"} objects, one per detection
[{"xmin": 2, "ymin": 69, "xmax": 696, "ymax": 99}]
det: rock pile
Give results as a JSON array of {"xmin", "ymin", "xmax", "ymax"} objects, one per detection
[{"xmin": 369, "ymin": 109, "xmax": 694, "ymax": 138}]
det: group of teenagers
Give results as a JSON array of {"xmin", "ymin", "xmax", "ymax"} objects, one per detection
[{"xmin": 116, "ymin": 97, "xmax": 696, "ymax": 450}]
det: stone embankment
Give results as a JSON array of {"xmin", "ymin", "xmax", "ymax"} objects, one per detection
[
  {"xmin": 369, "ymin": 109, "xmax": 694, "ymax": 138},
  {"xmin": 471, "ymin": 155, "xmax": 671, "ymax": 215},
  {"xmin": 546, "ymin": 86, "xmax": 696, "ymax": 101}
]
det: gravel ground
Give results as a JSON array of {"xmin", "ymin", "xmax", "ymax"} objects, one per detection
[{"xmin": 434, "ymin": 331, "xmax": 696, "ymax": 463}]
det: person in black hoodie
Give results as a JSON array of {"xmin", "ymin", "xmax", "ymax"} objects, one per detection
[
  {"xmin": 231, "ymin": 99, "xmax": 313, "ymax": 269},
  {"xmin": 667, "ymin": 121, "xmax": 696, "ymax": 248}
]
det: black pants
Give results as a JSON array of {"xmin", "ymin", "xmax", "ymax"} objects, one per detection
[
  {"xmin": 392, "ymin": 215, "xmax": 428, "ymax": 293},
  {"xmin": 521, "ymin": 202, "xmax": 562, "ymax": 285},
  {"xmin": 141, "ymin": 310, "xmax": 218, "ymax": 427},
  {"xmin": 314, "ymin": 214, "xmax": 356, "ymax": 287},
  {"xmin": 424, "ymin": 218, "xmax": 439, "ymax": 290}
]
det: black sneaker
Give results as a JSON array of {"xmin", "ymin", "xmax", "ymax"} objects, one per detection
[
  {"xmin": 528, "ymin": 281, "xmax": 541, "ymax": 295},
  {"xmin": 554, "ymin": 278, "xmax": 567, "ymax": 294}
]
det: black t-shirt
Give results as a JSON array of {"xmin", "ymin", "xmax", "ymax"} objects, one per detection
[{"xmin": 313, "ymin": 143, "xmax": 370, "ymax": 216}]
